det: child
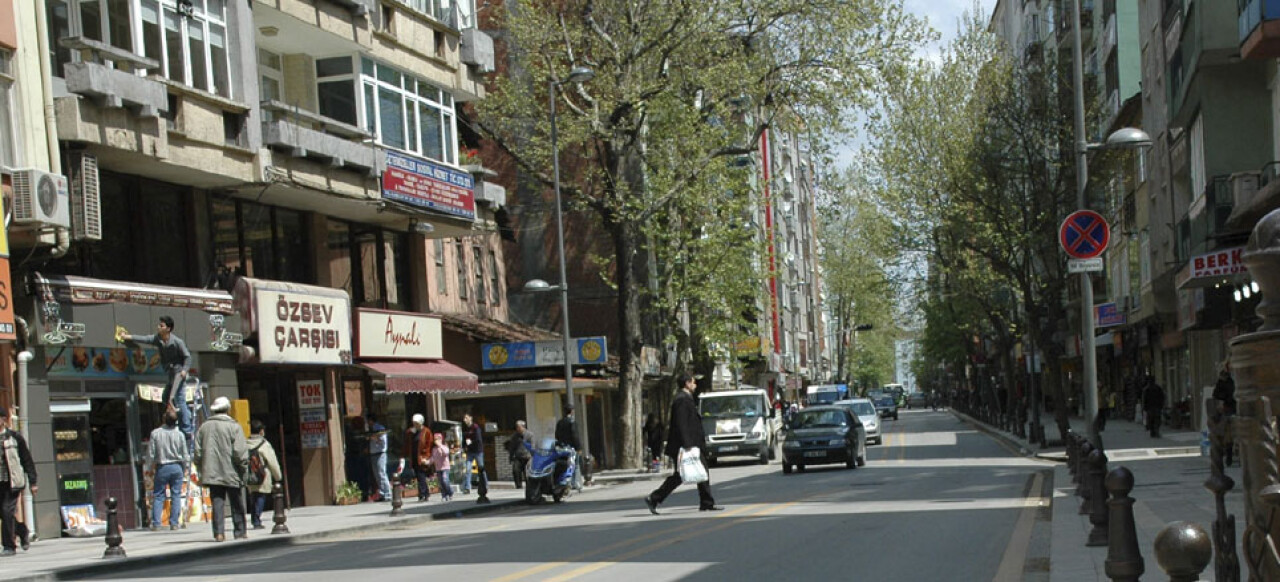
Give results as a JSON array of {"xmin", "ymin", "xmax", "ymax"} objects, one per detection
[{"xmin": 431, "ymin": 432, "xmax": 453, "ymax": 502}]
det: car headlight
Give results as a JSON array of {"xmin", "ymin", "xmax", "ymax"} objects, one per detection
[
  {"xmin": 783, "ymin": 439, "xmax": 800, "ymax": 449},
  {"xmin": 828, "ymin": 439, "xmax": 845, "ymax": 446}
]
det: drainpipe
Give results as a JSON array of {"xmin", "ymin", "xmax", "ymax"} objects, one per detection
[
  {"xmin": 16, "ymin": 350, "xmax": 33, "ymax": 541},
  {"xmin": 34, "ymin": 0, "xmax": 70, "ymax": 259}
]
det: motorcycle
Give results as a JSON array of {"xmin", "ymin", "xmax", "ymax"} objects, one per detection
[{"xmin": 524, "ymin": 438, "xmax": 578, "ymax": 504}]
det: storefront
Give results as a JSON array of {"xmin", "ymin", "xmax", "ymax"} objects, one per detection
[
  {"xmin": 232, "ymin": 277, "xmax": 352, "ymax": 507},
  {"xmin": 26, "ymin": 273, "xmax": 239, "ymax": 532}
]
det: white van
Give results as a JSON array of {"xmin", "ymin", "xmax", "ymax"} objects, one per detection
[{"xmin": 698, "ymin": 389, "xmax": 780, "ymax": 465}]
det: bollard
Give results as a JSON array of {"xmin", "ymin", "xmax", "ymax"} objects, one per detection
[
  {"xmin": 103, "ymin": 496, "xmax": 126, "ymax": 559},
  {"xmin": 1068, "ymin": 433, "xmax": 1081, "ymax": 483},
  {"xmin": 1104, "ymin": 467, "xmax": 1143, "ymax": 582},
  {"xmin": 1204, "ymin": 397, "xmax": 1240, "ymax": 582},
  {"xmin": 1086, "ymin": 448, "xmax": 1109, "ymax": 547},
  {"xmin": 271, "ymin": 482, "xmax": 289, "ymax": 534},
  {"xmin": 390, "ymin": 480, "xmax": 405, "ymax": 517},
  {"xmin": 1153, "ymin": 521, "xmax": 1211, "ymax": 582}
]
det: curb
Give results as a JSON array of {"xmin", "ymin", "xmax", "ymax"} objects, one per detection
[{"xmin": 952, "ymin": 410, "xmax": 1205, "ymax": 464}]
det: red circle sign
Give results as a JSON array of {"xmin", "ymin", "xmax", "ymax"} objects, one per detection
[{"xmin": 1060, "ymin": 210, "xmax": 1110, "ymax": 259}]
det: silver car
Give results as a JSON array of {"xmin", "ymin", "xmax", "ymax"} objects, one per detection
[{"xmin": 834, "ymin": 398, "xmax": 881, "ymax": 445}]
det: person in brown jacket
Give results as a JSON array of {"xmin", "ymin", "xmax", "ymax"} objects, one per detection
[{"xmin": 402, "ymin": 414, "xmax": 434, "ymax": 501}]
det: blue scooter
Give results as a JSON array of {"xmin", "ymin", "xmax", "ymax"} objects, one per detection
[{"xmin": 524, "ymin": 437, "xmax": 578, "ymax": 504}]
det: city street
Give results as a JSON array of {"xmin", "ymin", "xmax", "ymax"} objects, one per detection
[{"xmin": 71, "ymin": 410, "xmax": 1054, "ymax": 581}]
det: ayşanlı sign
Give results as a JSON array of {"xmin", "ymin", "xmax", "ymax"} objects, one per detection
[{"xmin": 356, "ymin": 309, "xmax": 443, "ymax": 360}]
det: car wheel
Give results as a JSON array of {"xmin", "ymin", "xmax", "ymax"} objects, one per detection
[
  {"xmin": 797, "ymin": 464, "xmax": 806, "ymax": 472},
  {"xmin": 782, "ymin": 462, "xmax": 792, "ymax": 475},
  {"xmin": 758, "ymin": 446, "xmax": 769, "ymax": 465},
  {"xmin": 846, "ymin": 447, "xmax": 857, "ymax": 469}
]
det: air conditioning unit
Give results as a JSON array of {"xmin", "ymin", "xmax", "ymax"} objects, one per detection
[
  {"xmin": 11, "ymin": 168, "xmax": 71, "ymax": 229},
  {"xmin": 68, "ymin": 153, "xmax": 102, "ymax": 241},
  {"xmin": 1230, "ymin": 172, "xmax": 1259, "ymax": 209}
]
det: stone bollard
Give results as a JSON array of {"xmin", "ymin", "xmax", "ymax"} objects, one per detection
[
  {"xmin": 271, "ymin": 482, "xmax": 289, "ymax": 534},
  {"xmin": 1153, "ymin": 521, "xmax": 1211, "ymax": 582},
  {"xmin": 390, "ymin": 480, "xmax": 405, "ymax": 517},
  {"xmin": 1086, "ymin": 448, "xmax": 1110, "ymax": 547},
  {"xmin": 103, "ymin": 496, "xmax": 126, "ymax": 559},
  {"xmin": 1066, "ymin": 433, "xmax": 1078, "ymax": 480},
  {"xmin": 1104, "ymin": 467, "xmax": 1143, "ymax": 582}
]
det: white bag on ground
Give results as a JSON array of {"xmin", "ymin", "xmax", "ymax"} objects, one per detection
[{"xmin": 678, "ymin": 447, "xmax": 708, "ymax": 484}]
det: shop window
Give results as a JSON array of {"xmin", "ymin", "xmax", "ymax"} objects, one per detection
[
  {"xmin": 434, "ymin": 238, "xmax": 447, "ymax": 295},
  {"xmin": 206, "ymin": 198, "xmax": 311, "ymax": 289},
  {"xmin": 456, "ymin": 239, "xmax": 467, "ymax": 300}
]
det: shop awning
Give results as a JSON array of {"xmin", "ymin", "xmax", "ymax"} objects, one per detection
[{"xmin": 361, "ymin": 360, "xmax": 479, "ymax": 394}]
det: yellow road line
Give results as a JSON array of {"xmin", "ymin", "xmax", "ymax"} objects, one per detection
[
  {"xmin": 993, "ymin": 472, "xmax": 1047, "ymax": 581},
  {"xmin": 490, "ymin": 503, "xmax": 767, "ymax": 582}
]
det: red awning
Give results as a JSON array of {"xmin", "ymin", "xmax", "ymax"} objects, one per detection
[{"xmin": 360, "ymin": 360, "xmax": 479, "ymax": 394}]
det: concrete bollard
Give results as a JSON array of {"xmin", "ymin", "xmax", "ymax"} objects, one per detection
[
  {"xmin": 390, "ymin": 480, "xmax": 405, "ymax": 517},
  {"xmin": 1066, "ymin": 433, "xmax": 1078, "ymax": 481},
  {"xmin": 102, "ymin": 496, "xmax": 126, "ymax": 559},
  {"xmin": 1104, "ymin": 467, "xmax": 1143, "ymax": 582},
  {"xmin": 1086, "ymin": 448, "xmax": 1109, "ymax": 547},
  {"xmin": 271, "ymin": 482, "xmax": 289, "ymax": 534},
  {"xmin": 1153, "ymin": 521, "xmax": 1211, "ymax": 582}
]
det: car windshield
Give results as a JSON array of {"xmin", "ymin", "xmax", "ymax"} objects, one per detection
[
  {"xmin": 700, "ymin": 395, "xmax": 762, "ymax": 418},
  {"xmin": 875, "ymin": 397, "xmax": 893, "ymax": 406},
  {"xmin": 808, "ymin": 391, "xmax": 839, "ymax": 405},
  {"xmin": 849, "ymin": 402, "xmax": 876, "ymax": 416},
  {"xmin": 793, "ymin": 410, "xmax": 847, "ymax": 428}
]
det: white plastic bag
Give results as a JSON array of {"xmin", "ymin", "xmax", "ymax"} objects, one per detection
[{"xmin": 678, "ymin": 447, "xmax": 708, "ymax": 484}]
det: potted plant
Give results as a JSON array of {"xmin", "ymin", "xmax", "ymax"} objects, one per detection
[{"xmin": 335, "ymin": 481, "xmax": 362, "ymax": 505}]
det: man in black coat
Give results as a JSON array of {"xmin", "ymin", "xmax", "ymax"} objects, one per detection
[
  {"xmin": 1142, "ymin": 375, "xmax": 1167, "ymax": 438},
  {"xmin": 644, "ymin": 374, "xmax": 721, "ymax": 514}
]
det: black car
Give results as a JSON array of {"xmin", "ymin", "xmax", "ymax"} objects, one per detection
[
  {"xmin": 780, "ymin": 406, "xmax": 867, "ymax": 474},
  {"xmin": 873, "ymin": 395, "xmax": 899, "ymax": 420}
]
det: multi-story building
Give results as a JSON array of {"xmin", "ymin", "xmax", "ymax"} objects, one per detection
[{"xmin": 1, "ymin": 0, "xmax": 533, "ymax": 536}]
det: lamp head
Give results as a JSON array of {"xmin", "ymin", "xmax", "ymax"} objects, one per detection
[
  {"xmin": 566, "ymin": 67, "xmax": 595, "ymax": 85},
  {"xmin": 1104, "ymin": 127, "xmax": 1152, "ymax": 150},
  {"xmin": 524, "ymin": 279, "xmax": 553, "ymax": 292}
]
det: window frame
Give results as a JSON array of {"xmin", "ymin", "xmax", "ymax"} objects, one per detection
[
  {"xmin": 488, "ymin": 248, "xmax": 500, "ymax": 305},
  {"xmin": 351, "ymin": 57, "xmax": 458, "ymax": 164},
  {"xmin": 0, "ymin": 49, "xmax": 16, "ymax": 169},
  {"xmin": 434, "ymin": 238, "xmax": 447, "ymax": 295},
  {"xmin": 455, "ymin": 239, "xmax": 468, "ymax": 300}
]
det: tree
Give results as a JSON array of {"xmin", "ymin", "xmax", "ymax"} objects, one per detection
[{"xmin": 472, "ymin": 0, "xmax": 928, "ymax": 468}]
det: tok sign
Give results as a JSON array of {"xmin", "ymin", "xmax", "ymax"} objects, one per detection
[{"xmin": 1060, "ymin": 210, "xmax": 1110, "ymax": 259}]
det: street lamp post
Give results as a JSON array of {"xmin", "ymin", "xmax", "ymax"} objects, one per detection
[
  {"xmin": 1070, "ymin": 0, "xmax": 1151, "ymax": 449},
  {"xmin": 535, "ymin": 66, "xmax": 593, "ymax": 457}
]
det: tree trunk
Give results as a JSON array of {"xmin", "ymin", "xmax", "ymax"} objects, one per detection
[{"xmin": 612, "ymin": 219, "xmax": 645, "ymax": 470}]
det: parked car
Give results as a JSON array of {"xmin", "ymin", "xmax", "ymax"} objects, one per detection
[
  {"xmin": 873, "ymin": 395, "xmax": 899, "ymax": 420},
  {"xmin": 834, "ymin": 398, "xmax": 881, "ymax": 445},
  {"xmin": 906, "ymin": 392, "xmax": 929, "ymax": 409},
  {"xmin": 780, "ymin": 406, "xmax": 866, "ymax": 474}
]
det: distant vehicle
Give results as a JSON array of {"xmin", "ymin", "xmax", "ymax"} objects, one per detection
[
  {"xmin": 699, "ymin": 389, "xmax": 779, "ymax": 465},
  {"xmin": 805, "ymin": 384, "xmax": 847, "ymax": 406},
  {"xmin": 906, "ymin": 392, "xmax": 928, "ymax": 409},
  {"xmin": 883, "ymin": 383, "xmax": 906, "ymax": 404},
  {"xmin": 873, "ymin": 395, "xmax": 899, "ymax": 420},
  {"xmin": 781, "ymin": 405, "xmax": 866, "ymax": 474},
  {"xmin": 835, "ymin": 398, "xmax": 881, "ymax": 445}
]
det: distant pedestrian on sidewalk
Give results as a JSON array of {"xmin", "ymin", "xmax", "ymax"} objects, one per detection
[
  {"xmin": 1142, "ymin": 375, "xmax": 1166, "ymax": 438},
  {"xmin": 366, "ymin": 415, "xmax": 391, "ymax": 502},
  {"xmin": 194, "ymin": 397, "xmax": 248, "ymax": 542},
  {"xmin": 0, "ymin": 406, "xmax": 36, "ymax": 555},
  {"xmin": 643, "ymin": 413, "xmax": 664, "ymax": 471},
  {"xmin": 402, "ymin": 414, "xmax": 433, "ymax": 502},
  {"xmin": 148, "ymin": 409, "xmax": 188, "ymax": 531},
  {"xmin": 462, "ymin": 414, "xmax": 490, "ymax": 503},
  {"xmin": 246, "ymin": 420, "xmax": 282, "ymax": 529},
  {"xmin": 1213, "ymin": 360, "xmax": 1237, "ymax": 465},
  {"xmin": 504, "ymin": 421, "xmax": 532, "ymax": 489},
  {"xmin": 644, "ymin": 374, "xmax": 721, "ymax": 515},
  {"xmin": 431, "ymin": 432, "xmax": 453, "ymax": 502}
]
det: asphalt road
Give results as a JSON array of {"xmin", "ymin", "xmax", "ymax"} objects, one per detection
[{"xmin": 73, "ymin": 409, "xmax": 1055, "ymax": 581}]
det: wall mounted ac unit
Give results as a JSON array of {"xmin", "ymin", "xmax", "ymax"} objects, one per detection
[
  {"xmin": 11, "ymin": 168, "xmax": 71, "ymax": 229},
  {"xmin": 1230, "ymin": 172, "xmax": 1259, "ymax": 209},
  {"xmin": 68, "ymin": 153, "xmax": 102, "ymax": 241}
]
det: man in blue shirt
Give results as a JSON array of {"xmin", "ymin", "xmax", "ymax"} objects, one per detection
[
  {"xmin": 124, "ymin": 316, "xmax": 194, "ymax": 439},
  {"xmin": 366, "ymin": 415, "xmax": 391, "ymax": 502},
  {"xmin": 462, "ymin": 414, "xmax": 489, "ymax": 504}
]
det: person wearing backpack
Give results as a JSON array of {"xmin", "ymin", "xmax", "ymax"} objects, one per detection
[{"xmin": 245, "ymin": 419, "xmax": 281, "ymax": 530}]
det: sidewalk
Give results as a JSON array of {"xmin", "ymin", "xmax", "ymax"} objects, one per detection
[
  {"xmin": 955, "ymin": 410, "xmax": 1247, "ymax": 580},
  {"xmin": 0, "ymin": 470, "xmax": 664, "ymax": 582}
]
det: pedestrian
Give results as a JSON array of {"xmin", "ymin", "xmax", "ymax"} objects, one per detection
[
  {"xmin": 148, "ymin": 409, "xmax": 188, "ymax": 531},
  {"xmin": 193, "ymin": 396, "xmax": 248, "ymax": 542},
  {"xmin": 245, "ymin": 419, "xmax": 282, "ymax": 530},
  {"xmin": 504, "ymin": 421, "xmax": 532, "ymax": 489},
  {"xmin": 401, "ymin": 414, "xmax": 433, "ymax": 502},
  {"xmin": 366, "ymin": 415, "xmax": 391, "ymax": 502},
  {"xmin": 644, "ymin": 373, "xmax": 721, "ymax": 514},
  {"xmin": 121, "ymin": 316, "xmax": 194, "ymax": 442},
  {"xmin": 462, "ymin": 414, "xmax": 490, "ymax": 503},
  {"xmin": 1142, "ymin": 375, "xmax": 1166, "ymax": 438},
  {"xmin": 1213, "ymin": 359, "xmax": 1237, "ymax": 465},
  {"xmin": 431, "ymin": 432, "xmax": 453, "ymax": 502},
  {"xmin": 555, "ymin": 404, "xmax": 581, "ymax": 451},
  {"xmin": 643, "ymin": 413, "xmax": 663, "ymax": 471},
  {"xmin": 0, "ymin": 406, "xmax": 36, "ymax": 555}
]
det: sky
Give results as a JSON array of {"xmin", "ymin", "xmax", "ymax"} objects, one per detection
[{"xmin": 833, "ymin": 0, "xmax": 996, "ymax": 170}]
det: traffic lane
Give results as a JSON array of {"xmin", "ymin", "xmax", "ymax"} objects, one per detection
[{"xmin": 72, "ymin": 425, "xmax": 1046, "ymax": 581}]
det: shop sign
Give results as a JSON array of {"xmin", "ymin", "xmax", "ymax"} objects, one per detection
[
  {"xmin": 298, "ymin": 379, "xmax": 327, "ymax": 449},
  {"xmin": 382, "ymin": 150, "xmax": 475, "ymax": 220},
  {"xmin": 355, "ymin": 310, "xmax": 442, "ymax": 360},
  {"xmin": 1190, "ymin": 246, "xmax": 1246, "ymax": 279},
  {"xmin": 256, "ymin": 289, "xmax": 352, "ymax": 364},
  {"xmin": 1094, "ymin": 302, "xmax": 1126, "ymax": 328},
  {"xmin": 0, "ymin": 259, "xmax": 15, "ymax": 341},
  {"xmin": 46, "ymin": 346, "xmax": 165, "ymax": 377},
  {"xmin": 481, "ymin": 336, "xmax": 608, "ymax": 370},
  {"xmin": 297, "ymin": 379, "xmax": 324, "ymax": 409}
]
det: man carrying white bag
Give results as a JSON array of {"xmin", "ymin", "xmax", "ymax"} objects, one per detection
[{"xmin": 644, "ymin": 374, "xmax": 721, "ymax": 514}]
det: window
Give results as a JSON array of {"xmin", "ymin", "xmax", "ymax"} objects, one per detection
[
  {"xmin": 1190, "ymin": 113, "xmax": 1205, "ymax": 203},
  {"xmin": 489, "ymin": 248, "xmax": 500, "ymax": 305},
  {"xmin": 346, "ymin": 57, "xmax": 457, "ymax": 164},
  {"xmin": 434, "ymin": 238, "xmax": 447, "ymax": 294},
  {"xmin": 209, "ymin": 197, "xmax": 312, "ymax": 287},
  {"xmin": 53, "ymin": 1, "xmax": 232, "ymax": 98},
  {"xmin": 456, "ymin": 240, "xmax": 468, "ymax": 300},
  {"xmin": 0, "ymin": 50, "xmax": 15, "ymax": 169},
  {"xmin": 258, "ymin": 49, "xmax": 282, "ymax": 122},
  {"xmin": 328, "ymin": 221, "xmax": 409, "ymax": 310},
  {"xmin": 317, "ymin": 56, "xmax": 358, "ymax": 126},
  {"xmin": 473, "ymin": 245, "xmax": 485, "ymax": 303}
]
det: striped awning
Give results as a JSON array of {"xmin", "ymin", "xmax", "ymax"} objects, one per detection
[{"xmin": 360, "ymin": 360, "xmax": 479, "ymax": 394}]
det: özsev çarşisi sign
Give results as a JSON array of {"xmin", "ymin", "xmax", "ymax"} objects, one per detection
[{"xmin": 256, "ymin": 290, "xmax": 352, "ymax": 364}]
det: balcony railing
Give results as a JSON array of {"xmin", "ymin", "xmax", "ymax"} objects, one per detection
[
  {"xmin": 1239, "ymin": 0, "xmax": 1280, "ymax": 59},
  {"xmin": 260, "ymin": 100, "xmax": 378, "ymax": 174},
  {"xmin": 1187, "ymin": 175, "xmax": 1236, "ymax": 254}
]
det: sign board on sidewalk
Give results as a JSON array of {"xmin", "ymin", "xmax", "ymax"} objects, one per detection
[
  {"xmin": 1095, "ymin": 302, "xmax": 1127, "ymax": 327},
  {"xmin": 1068, "ymin": 258, "xmax": 1104, "ymax": 273},
  {"xmin": 1060, "ymin": 210, "xmax": 1110, "ymax": 259}
]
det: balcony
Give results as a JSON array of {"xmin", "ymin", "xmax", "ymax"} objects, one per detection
[
  {"xmin": 1187, "ymin": 175, "xmax": 1238, "ymax": 255},
  {"xmin": 59, "ymin": 37, "xmax": 167, "ymax": 118},
  {"xmin": 1240, "ymin": 0, "xmax": 1280, "ymax": 59},
  {"xmin": 260, "ymin": 101, "xmax": 379, "ymax": 175},
  {"xmin": 1227, "ymin": 162, "xmax": 1280, "ymax": 230},
  {"xmin": 1057, "ymin": 0, "xmax": 1095, "ymax": 42}
]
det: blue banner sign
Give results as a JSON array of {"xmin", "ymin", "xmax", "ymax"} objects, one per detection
[{"xmin": 482, "ymin": 337, "xmax": 608, "ymax": 370}]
